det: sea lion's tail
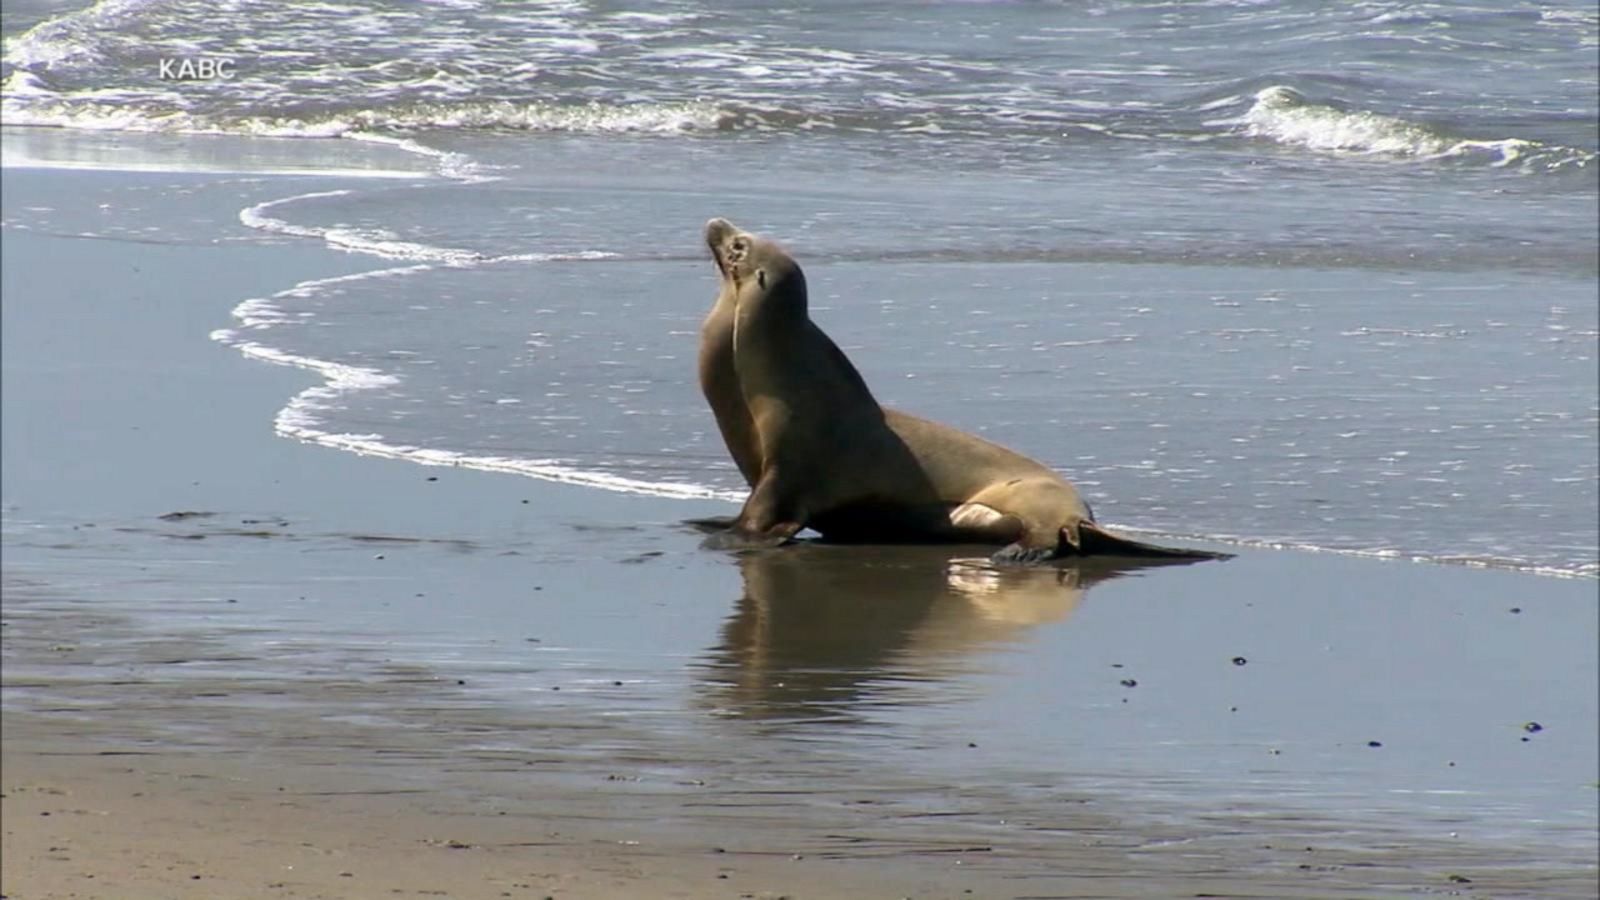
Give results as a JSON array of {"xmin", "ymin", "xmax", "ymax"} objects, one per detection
[{"xmin": 1078, "ymin": 522, "xmax": 1234, "ymax": 561}]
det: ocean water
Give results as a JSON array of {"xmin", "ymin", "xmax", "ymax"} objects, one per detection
[{"xmin": 3, "ymin": 0, "xmax": 1596, "ymax": 577}]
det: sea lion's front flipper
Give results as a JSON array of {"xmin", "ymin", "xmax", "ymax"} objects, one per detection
[
  {"xmin": 709, "ymin": 467, "xmax": 805, "ymax": 549},
  {"xmin": 683, "ymin": 515, "xmax": 740, "ymax": 534},
  {"xmin": 1076, "ymin": 523, "xmax": 1233, "ymax": 561},
  {"xmin": 700, "ymin": 527, "xmax": 797, "ymax": 551}
]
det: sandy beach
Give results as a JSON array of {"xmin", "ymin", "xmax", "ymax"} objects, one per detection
[{"xmin": 4, "ymin": 162, "xmax": 1597, "ymax": 899}]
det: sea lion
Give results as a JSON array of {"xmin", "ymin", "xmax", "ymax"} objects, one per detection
[
  {"xmin": 697, "ymin": 224, "xmax": 763, "ymax": 487},
  {"xmin": 699, "ymin": 217, "xmax": 1226, "ymax": 563}
]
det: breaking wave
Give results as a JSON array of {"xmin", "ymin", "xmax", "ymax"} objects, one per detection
[
  {"xmin": 1239, "ymin": 85, "xmax": 1595, "ymax": 170},
  {"xmin": 0, "ymin": 84, "xmax": 738, "ymax": 138}
]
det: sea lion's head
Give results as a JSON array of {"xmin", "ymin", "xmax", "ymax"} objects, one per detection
[{"xmin": 705, "ymin": 218, "xmax": 805, "ymax": 311}]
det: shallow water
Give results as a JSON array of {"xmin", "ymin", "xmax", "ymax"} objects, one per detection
[{"xmin": 5, "ymin": 0, "xmax": 1594, "ymax": 574}]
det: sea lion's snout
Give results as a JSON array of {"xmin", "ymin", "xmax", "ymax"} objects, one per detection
[
  {"xmin": 705, "ymin": 218, "xmax": 752, "ymax": 279},
  {"xmin": 705, "ymin": 218, "xmax": 737, "ymax": 275},
  {"xmin": 705, "ymin": 217, "xmax": 736, "ymax": 247}
]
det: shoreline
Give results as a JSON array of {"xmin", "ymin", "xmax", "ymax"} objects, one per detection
[{"xmin": 3, "ymin": 159, "xmax": 1596, "ymax": 899}]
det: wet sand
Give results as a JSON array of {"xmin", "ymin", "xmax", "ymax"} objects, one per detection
[
  {"xmin": 3, "ymin": 164, "xmax": 1597, "ymax": 899},
  {"xmin": 6, "ymin": 589, "xmax": 1594, "ymax": 900}
]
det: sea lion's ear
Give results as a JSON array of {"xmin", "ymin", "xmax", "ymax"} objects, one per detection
[{"xmin": 757, "ymin": 269, "xmax": 767, "ymax": 289}]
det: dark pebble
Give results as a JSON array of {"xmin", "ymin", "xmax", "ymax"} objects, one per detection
[
  {"xmin": 1509, "ymin": 607, "xmax": 1522, "ymax": 614},
  {"xmin": 1523, "ymin": 721, "xmax": 1543, "ymax": 733},
  {"xmin": 967, "ymin": 742, "xmax": 978, "ymax": 748},
  {"xmin": 1232, "ymin": 656, "xmax": 1248, "ymax": 666},
  {"xmin": 1120, "ymin": 679, "xmax": 1137, "ymax": 688},
  {"xmin": 426, "ymin": 476, "xmax": 438, "ymax": 482},
  {"xmin": 1367, "ymin": 741, "xmax": 1383, "ymax": 748}
]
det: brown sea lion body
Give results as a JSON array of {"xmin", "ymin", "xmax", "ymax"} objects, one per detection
[{"xmin": 698, "ymin": 217, "xmax": 1225, "ymax": 563}]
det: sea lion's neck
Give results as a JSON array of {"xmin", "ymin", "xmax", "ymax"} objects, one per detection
[{"xmin": 734, "ymin": 276, "xmax": 807, "ymax": 335}]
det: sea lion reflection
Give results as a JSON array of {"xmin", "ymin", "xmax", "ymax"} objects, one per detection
[{"xmin": 700, "ymin": 545, "xmax": 1180, "ymax": 724}]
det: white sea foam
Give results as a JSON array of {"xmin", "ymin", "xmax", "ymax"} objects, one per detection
[
  {"xmin": 214, "ymin": 318, "xmax": 742, "ymax": 503},
  {"xmin": 341, "ymin": 131, "xmax": 487, "ymax": 181},
  {"xmin": 0, "ymin": 95, "xmax": 732, "ymax": 140},
  {"xmin": 3, "ymin": 0, "xmax": 159, "ymax": 69},
  {"xmin": 1238, "ymin": 86, "xmax": 1595, "ymax": 170},
  {"xmin": 230, "ymin": 297, "xmax": 292, "ymax": 329},
  {"xmin": 239, "ymin": 191, "xmax": 486, "ymax": 264},
  {"xmin": 0, "ymin": 91, "xmax": 728, "ymax": 182},
  {"xmin": 0, "ymin": 151, "xmax": 422, "ymax": 178},
  {"xmin": 341, "ymin": 99, "xmax": 731, "ymax": 134},
  {"xmin": 208, "ymin": 265, "xmax": 437, "ymax": 341},
  {"xmin": 238, "ymin": 191, "xmax": 627, "ymax": 266},
  {"xmin": 278, "ymin": 437, "xmax": 744, "ymax": 502},
  {"xmin": 208, "ymin": 227, "xmax": 720, "ymax": 504},
  {"xmin": 0, "ymin": 94, "xmax": 475, "ymax": 180}
]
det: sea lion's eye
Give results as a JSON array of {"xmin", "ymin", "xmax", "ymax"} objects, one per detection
[{"xmin": 731, "ymin": 238, "xmax": 747, "ymax": 253}]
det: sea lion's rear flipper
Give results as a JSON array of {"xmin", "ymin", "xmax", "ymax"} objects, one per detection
[
  {"xmin": 991, "ymin": 519, "xmax": 1070, "ymax": 564},
  {"xmin": 992, "ymin": 541, "xmax": 1060, "ymax": 565},
  {"xmin": 1076, "ymin": 523, "xmax": 1233, "ymax": 561}
]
